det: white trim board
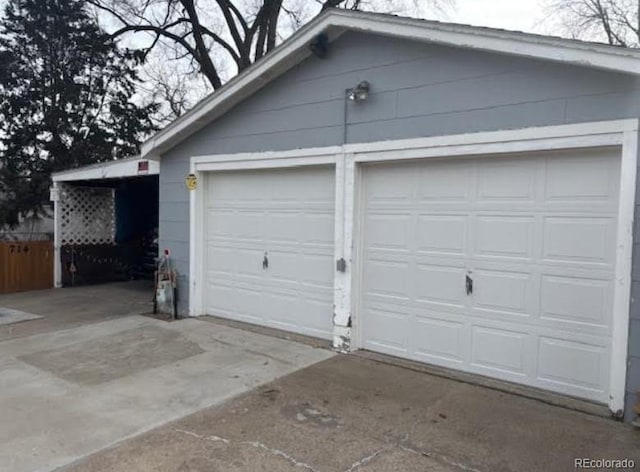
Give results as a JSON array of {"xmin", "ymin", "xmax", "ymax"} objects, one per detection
[
  {"xmin": 141, "ymin": 8, "xmax": 640, "ymax": 159},
  {"xmin": 191, "ymin": 146, "xmax": 341, "ymax": 172},
  {"xmin": 188, "ymin": 119, "xmax": 639, "ymax": 417},
  {"xmin": 52, "ymin": 157, "xmax": 159, "ymax": 182},
  {"xmin": 610, "ymin": 128, "xmax": 638, "ymax": 416}
]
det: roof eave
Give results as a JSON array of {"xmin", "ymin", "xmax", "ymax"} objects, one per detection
[{"xmin": 52, "ymin": 156, "xmax": 159, "ymax": 182}]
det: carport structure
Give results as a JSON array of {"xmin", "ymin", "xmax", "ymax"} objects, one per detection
[{"xmin": 51, "ymin": 156, "xmax": 159, "ymax": 288}]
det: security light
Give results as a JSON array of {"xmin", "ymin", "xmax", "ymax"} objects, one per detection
[{"xmin": 347, "ymin": 81, "xmax": 370, "ymax": 103}]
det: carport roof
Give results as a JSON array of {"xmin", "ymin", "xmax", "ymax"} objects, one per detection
[
  {"xmin": 52, "ymin": 156, "xmax": 159, "ymax": 183},
  {"xmin": 139, "ymin": 8, "xmax": 640, "ymax": 160}
]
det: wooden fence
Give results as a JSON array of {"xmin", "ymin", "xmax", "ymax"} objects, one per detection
[{"xmin": 0, "ymin": 241, "xmax": 53, "ymax": 294}]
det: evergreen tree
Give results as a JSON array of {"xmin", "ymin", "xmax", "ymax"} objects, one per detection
[{"xmin": 0, "ymin": 0, "xmax": 158, "ymax": 226}]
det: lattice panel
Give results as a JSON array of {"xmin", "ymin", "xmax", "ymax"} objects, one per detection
[{"xmin": 60, "ymin": 185, "xmax": 115, "ymax": 245}]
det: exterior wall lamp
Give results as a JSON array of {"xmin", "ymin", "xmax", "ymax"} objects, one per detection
[{"xmin": 347, "ymin": 81, "xmax": 370, "ymax": 103}]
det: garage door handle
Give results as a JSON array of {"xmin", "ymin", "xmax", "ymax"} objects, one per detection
[
  {"xmin": 263, "ymin": 252, "xmax": 269, "ymax": 269},
  {"xmin": 465, "ymin": 275, "xmax": 473, "ymax": 295}
]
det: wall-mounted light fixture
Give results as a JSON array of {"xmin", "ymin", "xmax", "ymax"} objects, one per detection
[
  {"xmin": 310, "ymin": 32, "xmax": 329, "ymax": 58},
  {"xmin": 347, "ymin": 81, "xmax": 370, "ymax": 103}
]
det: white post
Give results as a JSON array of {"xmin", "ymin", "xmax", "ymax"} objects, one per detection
[
  {"xmin": 51, "ymin": 181, "xmax": 62, "ymax": 288},
  {"xmin": 332, "ymin": 152, "xmax": 356, "ymax": 351},
  {"xmin": 609, "ymin": 124, "xmax": 639, "ymax": 416},
  {"xmin": 188, "ymin": 163, "xmax": 205, "ymax": 317}
]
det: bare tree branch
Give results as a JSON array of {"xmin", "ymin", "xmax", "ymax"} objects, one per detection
[
  {"xmin": 546, "ymin": 0, "xmax": 639, "ymax": 47},
  {"xmin": 88, "ymin": 0, "xmax": 451, "ymax": 129}
]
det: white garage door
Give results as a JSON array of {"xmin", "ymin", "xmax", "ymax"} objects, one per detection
[
  {"xmin": 205, "ymin": 166, "xmax": 335, "ymax": 339},
  {"xmin": 360, "ymin": 149, "xmax": 620, "ymax": 403}
]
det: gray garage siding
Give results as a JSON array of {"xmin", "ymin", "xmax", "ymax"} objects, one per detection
[{"xmin": 159, "ymin": 31, "xmax": 640, "ymax": 420}]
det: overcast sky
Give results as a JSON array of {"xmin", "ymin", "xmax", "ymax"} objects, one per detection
[
  {"xmin": 452, "ymin": 0, "xmax": 548, "ymax": 33},
  {"xmin": 0, "ymin": 0, "xmax": 552, "ymax": 35}
]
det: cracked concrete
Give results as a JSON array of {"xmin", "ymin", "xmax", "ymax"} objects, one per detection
[
  {"xmin": 59, "ymin": 355, "xmax": 640, "ymax": 472},
  {"xmin": 171, "ymin": 427, "xmax": 322, "ymax": 471},
  {"xmin": 344, "ymin": 447, "xmax": 388, "ymax": 472}
]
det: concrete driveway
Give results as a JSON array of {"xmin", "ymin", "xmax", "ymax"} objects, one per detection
[
  {"xmin": 1, "ymin": 283, "xmax": 638, "ymax": 472},
  {"xmin": 0, "ymin": 284, "xmax": 333, "ymax": 472},
  {"xmin": 59, "ymin": 355, "xmax": 640, "ymax": 472}
]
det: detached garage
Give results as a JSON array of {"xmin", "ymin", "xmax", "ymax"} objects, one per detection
[{"xmin": 140, "ymin": 10, "xmax": 640, "ymax": 421}]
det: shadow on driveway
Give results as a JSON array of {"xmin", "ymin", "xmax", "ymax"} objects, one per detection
[{"xmin": 0, "ymin": 281, "xmax": 154, "ymax": 342}]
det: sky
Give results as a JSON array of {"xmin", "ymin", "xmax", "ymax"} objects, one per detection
[
  {"xmin": 0, "ymin": 0, "xmax": 550, "ymax": 33},
  {"xmin": 451, "ymin": 0, "xmax": 548, "ymax": 33}
]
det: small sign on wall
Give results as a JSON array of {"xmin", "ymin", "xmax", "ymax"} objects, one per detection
[
  {"xmin": 185, "ymin": 173, "xmax": 197, "ymax": 190},
  {"xmin": 138, "ymin": 160, "xmax": 149, "ymax": 174},
  {"xmin": 50, "ymin": 187, "xmax": 60, "ymax": 202}
]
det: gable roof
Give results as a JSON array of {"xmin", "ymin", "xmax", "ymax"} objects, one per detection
[{"xmin": 141, "ymin": 9, "xmax": 640, "ymax": 158}]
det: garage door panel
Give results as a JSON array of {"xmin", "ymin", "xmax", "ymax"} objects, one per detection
[
  {"xmin": 302, "ymin": 211, "xmax": 335, "ymax": 244},
  {"xmin": 233, "ymin": 287, "xmax": 265, "ymax": 321},
  {"xmin": 235, "ymin": 248, "xmax": 266, "ymax": 277},
  {"xmin": 476, "ymin": 160, "xmax": 536, "ymax": 203},
  {"xmin": 472, "ymin": 269, "xmax": 532, "ymax": 316},
  {"xmin": 205, "ymin": 245, "xmax": 237, "ymax": 274},
  {"xmin": 470, "ymin": 326, "xmax": 528, "ymax": 376},
  {"xmin": 537, "ymin": 337, "xmax": 608, "ymax": 393},
  {"xmin": 205, "ymin": 166, "xmax": 334, "ymax": 340},
  {"xmin": 206, "ymin": 282, "xmax": 238, "ymax": 315},
  {"xmin": 298, "ymin": 284, "xmax": 333, "ymax": 302},
  {"xmin": 206, "ymin": 210, "xmax": 236, "ymax": 237},
  {"xmin": 416, "ymin": 161, "xmax": 472, "ymax": 202},
  {"xmin": 363, "ymin": 309, "xmax": 409, "ymax": 353},
  {"xmin": 415, "ymin": 264, "xmax": 466, "ymax": 308},
  {"xmin": 264, "ymin": 250, "xmax": 298, "ymax": 281},
  {"xmin": 299, "ymin": 254, "xmax": 334, "ymax": 288},
  {"xmin": 540, "ymin": 275, "xmax": 611, "ymax": 328},
  {"xmin": 544, "ymin": 153, "xmax": 618, "ymax": 204},
  {"xmin": 292, "ymin": 297, "xmax": 334, "ymax": 335},
  {"xmin": 265, "ymin": 212, "xmax": 303, "ymax": 242},
  {"xmin": 416, "ymin": 215, "xmax": 467, "ymax": 255},
  {"xmin": 543, "ymin": 217, "xmax": 615, "ymax": 266},
  {"xmin": 365, "ymin": 214, "xmax": 411, "ymax": 250},
  {"xmin": 365, "ymin": 167, "xmax": 413, "ymax": 202},
  {"xmin": 364, "ymin": 260, "xmax": 411, "ymax": 301},
  {"xmin": 412, "ymin": 316, "xmax": 465, "ymax": 363},
  {"xmin": 475, "ymin": 216, "xmax": 534, "ymax": 260},
  {"xmin": 361, "ymin": 149, "xmax": 619, "ymax": 403},
  {"xmin": 264, "ymin": 292, "xmax": 299, "ymax": 324},
  {"xmin": 209, "ymin": 210, "xmax": 265, "ymax": 241}
]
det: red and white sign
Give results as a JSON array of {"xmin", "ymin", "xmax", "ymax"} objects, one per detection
[{"xmin": 137, "ymin": 160, "xmax": 150, "ymax": 174}]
